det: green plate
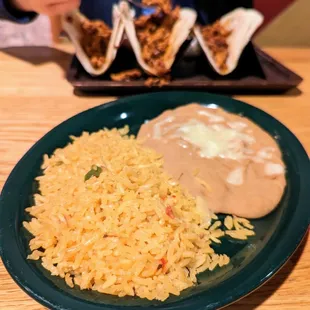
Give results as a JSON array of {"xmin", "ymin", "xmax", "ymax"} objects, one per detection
[{"xmin": 0, "ymin": 92, "xmax": 309, "ymax": 310}]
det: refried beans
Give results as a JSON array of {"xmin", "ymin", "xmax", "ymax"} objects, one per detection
[{"xmin": 138, "ymin": 103, "xmax": 286, "ymax": 219}]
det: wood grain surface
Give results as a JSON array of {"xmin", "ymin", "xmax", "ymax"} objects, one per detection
[{"xmin": 0, "ymin": 44, "xmax": 309, "ymax": 309}]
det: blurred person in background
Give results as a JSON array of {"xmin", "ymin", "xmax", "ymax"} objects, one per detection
[
  {"xmin": 0, "ymin": 0, "xmax": 80, "ymax": 22},
  {"xmin": 1, "ymin": 0, "xmax": 247, "ymax": 45},
  {"xmin": 0, "ymin": 0, "xmax": 199, "ymax": 25},
  {"xmin": 0, "ymin": 0, "xmax": 81, "ymax": 45},
  {"xmin": 0, "ymin": 0, "xmax": 198, "ymax": 44}
]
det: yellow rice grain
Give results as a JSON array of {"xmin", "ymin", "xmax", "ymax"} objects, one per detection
[
  {"xmin": 224, "ymin": 215, "xmax": 233, "ymax": 230},
  {"xmin": 225, "ymin": 230, "xmax": 248, "ymax": 240}
]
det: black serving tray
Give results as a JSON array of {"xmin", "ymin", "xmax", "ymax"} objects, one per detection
[{"xmin": 66, "ymin": 42, "xmax": 302, "ymax": 95}]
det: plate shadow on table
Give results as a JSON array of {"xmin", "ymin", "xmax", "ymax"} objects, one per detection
[
  {"xmin": 0, "ymin": 46, "xmax": 72, "ymax": 76},
  {"xmin": 225, "ymin": 232, "xmax": 309, "ymax": 309}
]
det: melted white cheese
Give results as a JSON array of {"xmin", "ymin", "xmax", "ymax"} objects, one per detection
[
  {"xmin": 226, "ymin": 167, "xmax": 244, "ymax": 185},
  {"xmin": 177, "ymin": 119, "xmax": 255, "ymax": 160},
  {"xmin": 257, "ymin": 147, "xmax": 275, "ymax": 160},
  {"xmin": 265, "ymin": 163, "xmax": 285, "ymax": 176},
  {"xmin": 228, "ymin": 121, "xmax": 247, "ymax": 131},
  {"xmin": 153, "ymin": 116, "xmax": 175, "ymax": 139},
  {"xmin": 197, "ymin": 110, "xmax": 225, "ymax": 123}
]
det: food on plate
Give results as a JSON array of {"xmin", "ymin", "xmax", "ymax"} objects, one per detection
[
  {"xmin": 62, "ymin": 4, "xmax": 264, "ymax": 86},
  {"xmin": 62, "ymin": 6, "xmax": 124, "ymax": 75},
  {"xmin": 193, "ymin": 8, "xmax": 263, "ymax": 75},
  {"xmin": 199, "ymin": 21, "xmax": 232, "ymax": 73},
  {"xmin": 110, "ymin": 68, "xmax": 143, "ymax": 81},
  {"xmin": 138, "ymin": 103, "xmax": 286, "ymax": 218},
  {"xmin": 120, "ymin": 0, "xmax": 197, "ymax": 76},
  {"xmin": 24, "ymin": 126, "xmax": 254, "ymax": 301},
  {"xmin": 144, "ymin": 75, "xmax": 171, "ymax": 87},
  {"xmin": 133, "ymin": 3, "xmax": 179, "ymax": 76},
  {"xmin": 80, "ymin": 19, "xmax": 112, "ymax": 69}
]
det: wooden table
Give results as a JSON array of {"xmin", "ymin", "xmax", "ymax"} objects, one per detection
[{"xmin": 0, "ymin": 45, "xmax": 309, "ymax": 309}]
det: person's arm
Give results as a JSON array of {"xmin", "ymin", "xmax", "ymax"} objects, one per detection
[
  {"xmin": 0, "ymin": 0, "xmax": 37, "ymax": 23},
  {"xmin": 0, "ymin": 0, "xmax": 80, "ymax": 23}
]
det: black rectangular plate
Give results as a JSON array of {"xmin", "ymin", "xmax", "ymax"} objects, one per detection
[{"xmin": 66, "ymin": 43, "xmax": 302, "ymax": 94}]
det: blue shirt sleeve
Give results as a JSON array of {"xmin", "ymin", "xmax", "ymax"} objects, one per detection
[
  {"xmin": 0, "ymin": 0, "xmax": 37, "ymax": 23},
  {"xmin": 80, "ymin": 0, "xmax": 206, "ymax": 26}
]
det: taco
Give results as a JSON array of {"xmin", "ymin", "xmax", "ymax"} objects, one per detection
[
  {"xmin": 193, "ymin": 8, "xmax": 264, "ymax": 75},
  {"xmin": 120, "ymin": 0, "xmax": 197, "ymax": 76},
  {"xmin": 62, "ymin": 6, "xmax": 125, "ymax": 76}
]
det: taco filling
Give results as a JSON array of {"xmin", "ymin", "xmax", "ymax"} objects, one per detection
[
  {"xmin": 134, "ymin": 0, "xmax": 180, "ymax": 75},
  {"xmin": 80, "ymin": 19, "xmax": 112, "ymax": 69},
  {"xmin": 110, "ymin": 69, "xmax": 142, "ymax": 81},
  {"xmin": 142, "ymin": 0, "xmax": 172, "ymax": 14},
  {"xmin": 200, "ymin": 20, "xmax": 232, "ymax": 73}
]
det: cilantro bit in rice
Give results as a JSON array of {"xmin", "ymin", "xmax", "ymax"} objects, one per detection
[{"xmin": 84, "ymin": 165, "xmax": 103, "ymax": 181}]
